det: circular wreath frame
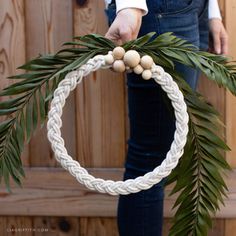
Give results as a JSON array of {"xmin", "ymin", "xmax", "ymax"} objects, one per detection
[{"xmin": 47, "ymin": 53, "xmax": 189, "ymax": 195}]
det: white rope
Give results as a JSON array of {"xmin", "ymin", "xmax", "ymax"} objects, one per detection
[{"xmin": 47, "ymin": 54, "xmax": 189, "ymax": 195}]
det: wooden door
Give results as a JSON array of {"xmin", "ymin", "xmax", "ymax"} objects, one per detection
[{"xmin": 0, "ymin": 0, "xmax": 235, "ymax": 235}]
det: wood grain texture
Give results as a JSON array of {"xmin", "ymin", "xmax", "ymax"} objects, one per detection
[
  {"xmin": 218, "ymin": 0, "xmax": 225, "ymax": 19},
  {"xmin": 0, "ymin": 167, "xmax": 235, "ymax": 218},
  {"xmin": 0, "ymin": 0, "xmax": 25, "ymax": 82},
  {"xmin": 25, "ymin": 0, "xmax": 73, "ymax": 57},
  {"xmin": 0, "ymin": 2, "xmax": 32, "ymax": 235},
  {"xmin": 225, "ymin": 219, "xmax": 236, "ymax": 236},
  {"xmin": 33, "ymin": 217, "xmax": 79, "ymax": 236},
  {"xmin": 24, "ymin": 0, "xmax": 76, "ymax": 167},
  {"xmin": 225, "ymin": 1, "xmax": 236, "ymax": 234},
  {"xmin": 209, "ymin": 219, "xmax": 225, "ymax": 236},
  {"xmin": 0, "ymin": 0, "xmax": 30, "ymax": 166},
  {"xmin": 197, "ymin": 77, "xmax": 225, "ymax": 117},
  {"xmin": 0, "ymin": 216, "xmax": 33, "ymax": 236},
  {"xmin": 0, "ymin": 168, "xmax": 120, "ymax": 216},
  {"xmin": 225, "ymin": 0, "xmax": 236, "ymax": 167},
  {"xmin": 74, "ymin": 0, "xmax": 126, "ymax": 167},
  {"xmin": 79, "ymin": 218, "xmax": 119, "ymax": 236}
]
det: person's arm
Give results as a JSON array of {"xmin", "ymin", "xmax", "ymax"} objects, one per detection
[
  {"xmin": 208, "ymin": 0, "xmax": 228, "ymax": 54},
  {"xmin": 105, "ymin": 0, "xmax": 147, "ymax": 45}
]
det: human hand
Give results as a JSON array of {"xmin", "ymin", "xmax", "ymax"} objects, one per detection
[
  {"xmin": 209, "ymin": 18, "xmax": 228, "ymax": 55},
  {"xmin": 105, "ymin": 8, "xmax": 143, "ymax": 45}
]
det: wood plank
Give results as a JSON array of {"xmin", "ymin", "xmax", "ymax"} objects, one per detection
[
  {"xmin": 73, "ymin": 0, "xmax": 126, "ymax": 168},
  {"xmin": 77, "ymin": 218, "xmax": 227, "ymax": 236},
  {"xmin": 0, "ymin": 0, "xmax": 25, "ymax": 80},
  {"xmin": 218, "ymin": 0, "xmax": 225, "ymax": 19},
  {"xmin": 0, "ymin": 0, "xmax": 29, "ymax": 166},
  {"xmin": 74, "ymin": 70, "xmax": 126, "ymax": 167},
  {"xmin": 0, "ymin": 167, "xmax": 235, "ymax": 217},
  {"xmin": 224, "ymin": 0, "xmax": 236, "ymax": 234},
  {"xmin": 33, "ymin": 217, "xmax": 79, "ymax": 236},
  {"xmin": 24, "ymin": 1, "xmax": 79, "ymax": 233},
  {"xmin": 74, "ymin": 1, "xmax": 125, "ymax": 234},
  {"xmin": 225, "ymin": 219, "xmax": 236, "ymax": 236},
  {"xmin": 197, "ymin": 77, "xmax": 225, "ymax": 117},
  {"xmin": 209, "ymin": 219, "xmax": 225, "ymax": 236},
  {"xmin": 225, "ymin": 0, "xmax": 236, "ymax": 167},
  {"xmin": 0, "ymin": 216, "xmax": 32, "ymax": 236},
  {"xmin": 79, "ymin": 218, "xmax": 118, "ymax": 236},
  {"xmin": 24, "ymin": 0, "xmax": 75, "ymax": 167},
  {"xmin": 0, "ymin": 168, "xmax": 120, "ymax": 216},
  {"xmin": 25, "ymin": 0, "xmax": 73, "ymax": 57},
  {"xmin": 74, "ymin": 0, "xmax": 108, "ymax": 36}
]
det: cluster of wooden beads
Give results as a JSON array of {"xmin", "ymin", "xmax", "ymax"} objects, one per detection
[{"xmin": 104, "ymin": 46, "xmax": 154, "ymax": 80}]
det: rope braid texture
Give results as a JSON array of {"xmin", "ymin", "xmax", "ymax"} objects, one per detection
[{"xmin": 47, "ymin": 52, "xmax": 189, "ymax": 195}]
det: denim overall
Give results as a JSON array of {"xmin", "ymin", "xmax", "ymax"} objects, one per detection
[{"xmin": 106, "ymin": 1, "xmax": 209, "ymax": 235}]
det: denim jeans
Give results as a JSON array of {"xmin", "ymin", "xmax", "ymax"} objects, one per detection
[{"xmin": 106, "ymin": 1, "xmax": 209, "ymax": 235}]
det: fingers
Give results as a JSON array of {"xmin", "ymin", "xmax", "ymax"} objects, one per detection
[
  {"xmin": 212, "ymin": 31, "xmax": 221, "ymax": 54},
  {"xmin": 221, "ymin": 32, "xmax": 229, "ymax": 55},
  {"xmin": 105, "ymin": 27, "xmax": 132, "ymax": 45},
  {"xmin": 209, "ymin": 18, "xmax": 229, "ymax": 55},
  {"xmin": 213, "ymin": 31, "xmax": 228, "ymax": 55},
  {"xmin": 105, "ymin": 27, "xmax": 123, "ymax": 45},
  {"xmin": 119, "ymin": 28, "xmax": 133, "ymax": 43}
]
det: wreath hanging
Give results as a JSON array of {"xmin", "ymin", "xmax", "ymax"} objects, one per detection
[{"xmin": 0, "ymin": 32, "xmax": 234, "ymax": 236}]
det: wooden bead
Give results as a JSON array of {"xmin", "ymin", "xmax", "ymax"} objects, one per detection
[
  {"xmin": 104, "ymin": 54, "xmax": 115, "ymax": 65},
  {"xmin": 133, "ymin": 65, "xmax": 144, "ymax": 74},
  {"xmin": 123, "ymin": 50, "xmax": 141, "ymax": 68},
  {"xmin": 112, "ymin": 47, "xmax": 125, "ymax": 60},
  {"xmin": 142, "ymin": 70, "xmax": 152, "ymax": 80},
  {"xmin": 113, "ymin": 60, "xmax": 126, "ymax": 73},
  {"xmin": 140, "ymin": 55, "xmax": 154, "ymax": 69}
]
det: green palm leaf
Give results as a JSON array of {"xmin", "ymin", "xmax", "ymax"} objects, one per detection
[
  {"xmin": 165, "ymin": 75, "xmax": 230, "ymax": 236},
  {"xmin": 0, "ymin": 34, "xmax": 114, "ymax": 190},
  {"xmin": 139, "ymin": 32, "xmax": 236, "ymax": 95}
]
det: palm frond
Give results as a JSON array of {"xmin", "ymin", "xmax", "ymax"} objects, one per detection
[
  {"xmin": 165, "ymin": 75, "xmax": 230, "ymax": 236},
  {"xmin": 131, "ymin": 32, "xmax": 236, "ymax": 96},
  {"xmin": 0, "ymin": 34, "xmax": 114, "ymax": 190}
]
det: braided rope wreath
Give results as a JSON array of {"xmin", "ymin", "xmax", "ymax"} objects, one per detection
[{"xmin": 47, "ymin": 47, "xmax": 189, "ymax": 195}]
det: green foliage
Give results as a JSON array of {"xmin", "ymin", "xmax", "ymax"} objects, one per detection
[
  {"xmin": 165, "ymin": 74, "xmax": 231, "ymax": 236},
  {"xmin": 0, "ymin": 34, "xmax": 114, "ymax": 191},
  {"xmin": 0, "ymin": 32, "xmax": 234, "ymax": 235},
  {"xmin": 131, "ymin": 32, "xmax": 236, "ymax": 95}
]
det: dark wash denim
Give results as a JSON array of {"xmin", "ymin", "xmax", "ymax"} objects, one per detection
[{"xmin": 106, "ymin": 1, "xmax": 209, "ymax": 235}]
